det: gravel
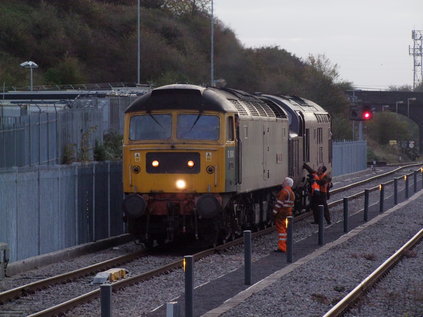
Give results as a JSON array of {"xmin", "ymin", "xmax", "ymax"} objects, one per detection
[
  {"xmin": 220, "ymin": 191, "xmax": 423, "ymax": 317},
  {"xmin": 1, "ymin": 166, "xmax": 421, "ymax": 316}
]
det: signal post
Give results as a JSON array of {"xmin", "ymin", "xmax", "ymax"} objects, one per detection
[{"xmin": 350, "ymin": 104, "xmax": 374, "ymax": 140}]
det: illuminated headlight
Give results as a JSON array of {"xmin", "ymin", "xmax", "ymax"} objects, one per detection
[
  {"xmin": 187, "ymin": 160, "xmax": 195, "ymax": 168},
  {"xmin": 176, "ymin": 179, "xmax": 186, "ymax": 189},
  {"xmin": 152, "ymin": 160, "xmax": 159, "ymax": 167}
]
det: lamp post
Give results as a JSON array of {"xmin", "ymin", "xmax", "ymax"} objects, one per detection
[
  {"xmin": 395, "ymin": 100, "xmax": 404, "ymax": 113},
  {"xmin": 407, "ymin": 97, "xmax": 416, "ymax": 117},
  {"xmin": 137, "ymin": 0, "xmax": 141, "ymax": 85},
  {"xmin": 20, "ymin": 61, "xmax": 38, "ymax": 91},
  {"xmin": 210, "ymin": 0, "xmax": 215, "ymax": 86}
]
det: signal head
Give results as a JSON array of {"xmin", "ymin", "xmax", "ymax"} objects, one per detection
[{"xmin": 361, "ymin": 106, "xmax": 373, "ymax": 120}]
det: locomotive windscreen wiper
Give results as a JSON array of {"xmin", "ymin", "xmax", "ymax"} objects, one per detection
[
  {"xmin": 188, "ymin": 111, "xmax": 203, "ymax": 132},
  {"xmin": 147, "ymin": 112, "xmax": 164, "ymax": 129}
]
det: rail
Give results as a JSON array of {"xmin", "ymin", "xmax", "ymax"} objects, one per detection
[
  {"xmin": 0, "ymin": 250, "xmax": 146, "ymax": 305},
  {"xmin": 323, "ymin": 228, "xmax": 423, "ymax": 317},
  {"xmin": 25, "ymin": 227, "xmax": 274, "ymax": 317}
]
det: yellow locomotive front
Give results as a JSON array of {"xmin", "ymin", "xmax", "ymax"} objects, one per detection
[{"xmin": 122, "ymin": 85, "xmax": 237, "ymax": 245}]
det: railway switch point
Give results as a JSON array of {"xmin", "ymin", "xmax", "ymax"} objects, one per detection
[{"xmin": 93, "ymin": 268, "xmax": 128, "ymax": 284}]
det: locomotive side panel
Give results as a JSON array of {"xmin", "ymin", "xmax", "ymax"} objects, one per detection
[{"xmin": 237, "ymin": 117, "xmax": 289, "ymax": 193}]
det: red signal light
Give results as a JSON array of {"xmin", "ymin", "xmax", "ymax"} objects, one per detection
[
  {"xmin": 362, "ymin": 111, "xmax": 372, "ymax": 120},
  {"xmin": 361, "ymin": 107, "xmax": 373, "ymax": 120}
]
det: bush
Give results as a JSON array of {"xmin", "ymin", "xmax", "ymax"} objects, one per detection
[{"xmin": 94, "ymin": 131, "xmax": 123, "ymax": 161}]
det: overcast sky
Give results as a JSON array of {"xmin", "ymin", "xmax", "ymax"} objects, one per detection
[{"xmin": 214, "ymin": 0, "xmax": 423, "ymax": 89}]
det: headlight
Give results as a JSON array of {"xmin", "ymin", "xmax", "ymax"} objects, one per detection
[
  {"xmin": 152, "ymin": 160, "xmax": 159, "ymax": 167},
  {"xmin": 176, "ymin": 179, "xmax": 186, "ymax": 189}
]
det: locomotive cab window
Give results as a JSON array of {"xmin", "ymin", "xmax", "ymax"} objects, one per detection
[
  {"xmin": 129, "ymin": 114, "xmax": 172, "ymax": 140},
  {"xmin": 177, "ymin": 114, "xmax": 220, "ymax": 140},
  {"xmin": 226, "ymin": 116, "xmax": 234, "ymax": 141}
]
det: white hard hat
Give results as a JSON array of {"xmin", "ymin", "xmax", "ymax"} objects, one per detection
[{"xmin": 284, "ymin": 177, "xmax": 294, "ymax": 187}]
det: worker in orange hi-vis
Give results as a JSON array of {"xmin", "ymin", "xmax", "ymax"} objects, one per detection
[{"xmin": 272, "ymin": 177, "xmax": 295, "ymax": 253}]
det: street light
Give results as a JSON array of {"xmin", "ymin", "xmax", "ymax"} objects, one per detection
[
  {"xmin": 20, "ymin": 61, "xmax": 38, "ymax": 91},
  {"xmin": 407, "ymin": 97, "xmax": 416, "ymax": 117},
  {"xmin": 137, "ymin": 0, "xmax": 141, "ymax": 85},
  {"xmin": 210, "ymin": 0, "xmax": 215, "ymax": 86},
  {"xmin": 395, "ymin": 100, "xmax": 404, "ymax": 113}
]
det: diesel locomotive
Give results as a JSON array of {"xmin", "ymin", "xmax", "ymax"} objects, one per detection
[{"xmin": 122, "ymin": 84, "xmax": 331, "ymax": 246}]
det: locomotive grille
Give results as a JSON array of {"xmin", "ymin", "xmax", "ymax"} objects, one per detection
[
  {"xmin": 243, "ymin": 101, "xmax": 260, "ymax": 116},
  {"xmin": 229, "ymin": 99, "xmax": 249, "ymax": 116},
  {"xmin": 146, "ymin": 152, "xmax": 200, "ymax": 174}
]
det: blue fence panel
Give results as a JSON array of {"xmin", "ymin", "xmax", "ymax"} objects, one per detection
[
  {"xmin": 16, "ymin": 167, "xmax": 39, "ymax": 260},
  {"xmin": 0, "ymin": 169, "xmax": 18, "ymax": 261},
  {"xmin": 61, "ymin": 165, "xmax": 78, "ymax": 248},
  {"xmin": 110, "ymin": 162, "xmax": 124, "ymax": 236},
  {"xmin": 332, "ymin": 140, "xmax": 367, "ymax": 176},
  {"xmin": 39, "ymin": 167, "xmax": 62, "ymax": 254},
  {"xmin": 94, "ymin": 162, "xmax": 109, "ymax": 241},
  {"xmin": 77, "ymin": 165, "xmax": 94, "ymax": 244}
]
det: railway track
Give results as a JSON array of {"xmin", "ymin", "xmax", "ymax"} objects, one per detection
[
  {"xmin": 0, "ymin": 250, "xmax": 147, "ymax": 304},
  {"xmin": 323, "ymin": 228, "xmax": 423, "ymax": 317},
  {"xmin": 0, "ymin": 163, "xmax": 421, "ymax": 316},
  {"xmin": 21, "ymin": 228, "xmax": 274, "ymax": 317}
]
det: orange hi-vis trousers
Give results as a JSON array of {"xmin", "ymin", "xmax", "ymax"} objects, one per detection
[{"xmin": 275, "ymin": 217, "xmax": 287, "ymax": 252}]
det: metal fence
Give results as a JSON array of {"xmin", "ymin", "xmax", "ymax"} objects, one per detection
[
  {"xmin": 0, "ymin": 161, "xmax": 124, "ymax": 262},
  {"xmin": 0, "ymin": 95, "xmax": 137, "ymax": 168},
  {"xmin": 332, "ymin": 140, "xmax": 367, "ymax": 176}
]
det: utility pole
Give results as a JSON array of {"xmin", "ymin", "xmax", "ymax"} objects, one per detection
[{"xmin": 409, "ymin": 30, "xmax": 423, "ymax": 89}]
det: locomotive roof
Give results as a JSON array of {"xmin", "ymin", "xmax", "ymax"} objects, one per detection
[
  {"xmin": 125, "ymin": 84, "xmax": 236, "ymax": 113},
  {"xmin": 125, "ymin": 84, "xmax": 285, "ymax": 119}
]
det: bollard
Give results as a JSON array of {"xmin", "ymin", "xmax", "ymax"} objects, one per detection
[
  {"xmin": 100, "ymin": 284, "xmax": 112, "ymax": 317},
  {"xmin": 287, "ymin": 216, "xmax": 293, "ymax": 263},
  {"xmin": 394, "ymin": 178, "xmax": 398, "ymax": 205},
  {"xmin": 379, "ymin": 184, "xmax": 384, "ymax": 213},
  {"xmin": 318, "ymin": 205, "xmax": 324, "ymax": 245},
  {"xmin": 414, "ymin": 171, "xmax": 417, "ymax": 193},
  {"xmin": 343, "ymin": 198, "xmax": 349, "ymax": 233},
  {"xmin": 184, "ymin": 255, "xmax": 194, "ymax": 317},
  {"xmin": 166, "ymin": 302, "xmax": 180, "ymax": 317},
  {"xmin": 244, "ymin": 230, "xmax": 252, "ymax": 285},
  {"xmin": 364, "ymin": 189, "xmax": 369, "ymax": 222},
  {"xmin": 405, "ymin": 176, "xmax": 409, "ymax": 199}
]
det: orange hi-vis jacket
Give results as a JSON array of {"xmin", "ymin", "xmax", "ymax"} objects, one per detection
[
  {"xmin": 273, "ymin": 186, "xmax": 295, "ymax": 218},
  {"xmin": 311, "ymin": 173, "xmax": 320, "ymax": 194}
]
